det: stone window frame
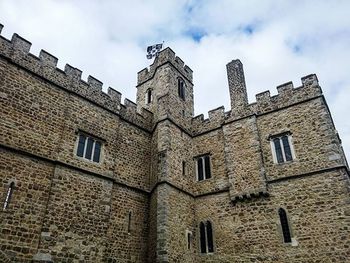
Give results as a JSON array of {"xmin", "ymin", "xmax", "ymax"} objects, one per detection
[
  {"xmin": 276, "ymin": 207, "xmax": 298, "ymax": 247},
  {"xmin": 145, "ymin": 88, "xmax": 153, "ymax": 104},
  {"xmin": 185, "ymin": 229, "xmax": 193, "ymax": 250},
  {"xmin": 74, "ymin": 131, "xmax": 105, "ymax": 164},
  {"xmin": 198, "ymin": 220, "xmax": 215, "ymax": 255},
  {"xmin": 2, "ymin": 180, "xmax": 16, "ymax": 211},
  {"xmin": 194, "ymin": 153, "xmax": 212, "ymax": 182},
  {"xmin": 178, "ymin": 77, "xmax": 186, "ymax": 100},
  {"xmin": 269, "ymin": 132, "xmax": 296, "ymax": 164}
]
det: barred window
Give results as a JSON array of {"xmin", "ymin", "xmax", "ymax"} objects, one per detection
[
  {"xmin": 3, "ymin": 182, "xmax": 15, "ymax": 210},
  {"xmin": 199, "ymin": 221, "xmax": 214, "ymax": 253},
  {"xmin": 271, "ymin": 134, "xmax": 294, "ymax": 163},
  {"xmin": 76, "ymin": 134, "xmax": 102, "ymax": 163},
  {"xmin": 196, "ymin": 155, "xmax": 211, "ymax": 181}
]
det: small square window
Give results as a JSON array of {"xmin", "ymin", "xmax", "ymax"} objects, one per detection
[
  {"xmin": 76, "ymin": 134, "xmax": 102, "ymax": 163},
  {"xmin": 270, "ymin": 134, "xmax": 295, "ymax": 164},
  {"xmin": 196, "ymin": 155, "xmax": 211, "ymax": 181}
]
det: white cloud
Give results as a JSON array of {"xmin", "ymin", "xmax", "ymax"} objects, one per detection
[{"xmin": 0, "ymin": 0, "xmax": 349, "ymax": 159}]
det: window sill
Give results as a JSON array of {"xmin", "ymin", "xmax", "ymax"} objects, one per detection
[
  {"xmin": 75, "ymin": 156, "xmax": 102, "ymax": 165},
  {"xmin": 196, "ymin": 177, "xmax": 213, "ymax": 183},
  {"xmin": 274, "ymin": 159, "xmax": 297, "ymax": 166}
]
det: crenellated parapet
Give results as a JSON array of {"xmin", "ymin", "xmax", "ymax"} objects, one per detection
[
  {"xmin": 191, "ymin": 106, "xmax": 226, "ymax": 134},
  {"xmin": 191, "ymin": 73, "xmax": 322, "ymax": 136},
  {"xmin": 0, "ymin": 26, "xmax": 153, "ymax": 131},
  {"xmin": 255, "ymin": 74, "xmax": 321, "ymax": 114},
  {"xmin": 137, "ymin": 47, "xmax": 193, "ymax": 85}
]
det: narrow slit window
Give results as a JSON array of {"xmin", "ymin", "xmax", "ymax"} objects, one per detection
[
  {"xmin": 146, "ymin": 89, "xmax": 152, "ymax": 104},
  {"xmin": 182, "ymin": 161, "xmax": 186, "ymax": 176},
  {"xmin": 178, "ymin": 78, "xmax": 185, "ymax": 100},
  {"xmin": 3, "ymin": 182, "xmax": 15, "ymax": 210},
  {"xmin": 127, "ymin": 211, "xmax": 132, "ymax": 234},
  {"xmin": 186, "ymin": 231, "xmax": 192, "ymax": 250},
  {"xmin": 279, "ymin": 208, "xmax": 292, "ymax": 243}
]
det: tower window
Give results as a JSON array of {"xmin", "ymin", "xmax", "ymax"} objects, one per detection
[
  {"xmin": 145, "ymin": 89, "xmax": 152, "ymax": 104},
  {"xmin": 199, "ymin": 221, "xmax": 214, "ymax": 253},
  {"xmin": 196, "ymin": 155, "xmax": 211, "ymax": 181},
  {"xmin": 270, "ymin": 133, "xmax": 295, "ymax": 164},
  {"xmin": 76, "ymin": 134, "xmax": 102, "ymax": 163},
  {"xmin": 278, "ymin": 208, "xmax": 292, "ymax": 243},
  {"xmin": 182, "ymin": 161, "xmax": 186, "ymax": 176},
  {"xmin": 178, "ymin": 78, "xmax": 185, "ymax": 100},
  {"xmin": 3, "ymin": 182, "xmax": 15, "ymax": 210}
]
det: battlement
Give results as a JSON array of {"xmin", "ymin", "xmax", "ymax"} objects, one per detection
[
  {"xmin": 255, "ymin": 74, "xmax": 321, "ymax": 114},
  {"xmin": 191, "ymin": 74, "xmax": 322, "ymax": 135},
  {"xmin": 0, "ymin": 25, "xmax": 153, "ymax": 131},
  {"xmin": 137, "ymin": 47, "xmax": 193, "ymax": 85}
]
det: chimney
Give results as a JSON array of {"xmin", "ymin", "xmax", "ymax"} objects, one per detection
[{"xmin": 226, "ymin": 59, "xmax": 248, "ymax": 112}]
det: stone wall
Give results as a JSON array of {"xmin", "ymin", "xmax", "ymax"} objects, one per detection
[
  {"xmin": 194, "ymin": 169, "xmax": 350, "ymax": 262},
  {"xmin": 0, "ymin": 149, "xmax": 53, "ymax": 262}
]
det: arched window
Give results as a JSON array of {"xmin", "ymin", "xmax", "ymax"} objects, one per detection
[
  {"xmin": 199, "ymin": 220, "xmax": 214, "ymax": 253},
  {"xmin": 278, "ymin": 208, "xmax": 292, "ymax": 243},
  {"xmin": 3, "ymin": 182, "xmax": 15, "ymax": 210},
  {"xmin": 178, "ymin": 78, "xmax": 185, "ymax": 100},
  {"xmin": 145, "ymin": 89, "xmax": 152, "ymax": 104}
]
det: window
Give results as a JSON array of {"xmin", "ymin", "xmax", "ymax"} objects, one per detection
[
  {"xmin": 3, "ymin": 182, "xmax": 15, "ymax": 210},
  {"xmin": 145, "ymin": 89, "xmax": 152, "ymax": 104},
  {"xmin": 186, "ymin": 230, "xmax": 192, "ymax": 250},
  {"xmin": 270, "ymin": 134, "xmax": 295, "ymax": 164},
  {"xmin": 76, "ymin": 134, "xmax": 102, "ymax": 163},
  {"xmin": 199, "ymin": 221, "xmax": 214, "ymax": 253},
  {"xmin": 127, "ymin": 211, "xmax": 132, "ymax": 234},
  {"xmin": 182, "ymin": 161, "xmax": 186, "ymax": 176},
  {"xmin": 278, "ymin": 208, "xmax": 292, "ymax": 243},
  {"xmin": 178, "ymin": 78, "xmax": 185, "ymax": 100},
  {"xmin": 196, "ymin": 155, "xmax": 211, "ymax": 181}
]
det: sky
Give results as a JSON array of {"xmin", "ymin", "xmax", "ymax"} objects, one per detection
[{"xmin": 0, "ymin": 0, "xmax": 349, "ymax": 160}]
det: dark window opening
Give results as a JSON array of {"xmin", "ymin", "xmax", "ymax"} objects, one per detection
[
  {"xmin": 178, "ymin": 78, "xmax": 185, "ymax": 100},
  {"xmin": 197, "ymin": 158, "xmax": 204, "ymax": 181},
  {"xmin": 187, "ymin": 232, "xmax": 192, "ymax": 250},
  {"xmin": 199, "ymin": 220, "xmax": 214, "ymax": 254},
  {"xmin": 279, "ymin": 208, "xmax": 292, "ymax": 243},
  {"xmin": 146, "ymin": 89, "xmax": 152, "ymax": 104},
  {"xmin": 182, "ymin": 161, "xmax": 186, "ymax": 176},
  {"xmin": 127, "ymin": 211, "xmax": 132, "ymax": 234},
  {"xmin": 282, "ymin": 136, "xmax": 292, "ymax": 161},
  {"xmin": 199, "ymin": 222, "xmax": 207, "ymax": 253}
]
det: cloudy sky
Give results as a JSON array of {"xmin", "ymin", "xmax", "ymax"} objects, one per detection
[{"xmin": 0, "ymin": 0, "xmax": 349, "ymax": 159}]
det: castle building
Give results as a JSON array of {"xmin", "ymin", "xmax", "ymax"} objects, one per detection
[{"xmin": 0, "ymin": 24, "xmax": 349, "ymax": 262}]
